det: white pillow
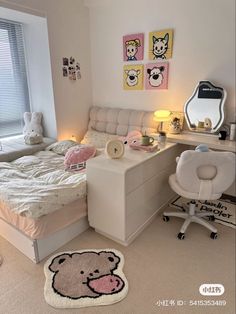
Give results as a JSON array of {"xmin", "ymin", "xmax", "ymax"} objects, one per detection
[
  {"xmin": 81, "ymin": 130, "xmax": 118, "ymax": 148},
  {"xmin": 45, "ymin": 140, "xmax": 78, "ymax": 155}
]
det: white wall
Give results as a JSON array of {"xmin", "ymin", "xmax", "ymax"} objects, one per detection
[
  {"xmin": 87, "ymin": 0, "xmax": 235, "ymax": 124},
  {"xmin": 0, "ymin": 0, "xmax": 92, "ymax": 140}
]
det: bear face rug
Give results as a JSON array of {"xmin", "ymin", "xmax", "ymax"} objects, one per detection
[{"xmin": 44, "ymin": 249, "xmax": 128, "ymax": 308}]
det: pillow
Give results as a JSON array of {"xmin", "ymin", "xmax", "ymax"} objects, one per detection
[
  {"xmin": 64, "ymin": 145, "xmax": 96, "ymax": 169},
  {"xmin": 81, "ymin": 130, "xmax": 118, "ymax": 148},
  {"xmin": 45, "ymin": 140, "xmax": 78, "ymax": 155}
]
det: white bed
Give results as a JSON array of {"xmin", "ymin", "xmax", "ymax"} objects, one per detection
[
  {"xmin": 0, "ymin": 149, "xmax": 89, "ymax": 263},
  {"xmin": 0, "ymin": 106, "xmax": 167, "ymax": 263}
]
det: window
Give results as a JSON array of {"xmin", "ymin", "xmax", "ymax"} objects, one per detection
[{"xmin": 0, "ymin": 19, "xmax": 30, "ymax": 138}]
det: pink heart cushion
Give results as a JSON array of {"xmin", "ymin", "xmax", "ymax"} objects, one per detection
[
  {"xmin": 88, "ymin": 274, "xmax": 124, "ymax": 295},
  {"xmin": 64, "ymin": 144, "xmax": 96, "ymax": 168}
]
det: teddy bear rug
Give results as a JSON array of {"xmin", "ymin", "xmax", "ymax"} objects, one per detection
[{"xmin": 44, "ymin": 248, "xmax": 128, "ymax": 308}]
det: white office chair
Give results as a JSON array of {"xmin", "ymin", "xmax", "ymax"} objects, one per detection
[{"xmin": 163, "ymin": 150, "xmax": 235, "ymax": 239}]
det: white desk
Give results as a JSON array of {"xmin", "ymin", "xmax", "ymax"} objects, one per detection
[
  {"xmin": 152, "ymin": 132, "xmax": 236, "ymax": 152},
  {"xmin": 87, "ymin": 143, "xmax": 183, "ymax": 246}
]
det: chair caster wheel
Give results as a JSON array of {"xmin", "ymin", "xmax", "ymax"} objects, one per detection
[
  {"xmin": 177, "ymin": 232, "xmax": 185, "ymax": 240},
  {"xmin": 210, "ymin": 232, "xmax": 218, "ymax": 239},
  {"xmin": 208, "ymin": 215, "xmax": 215, "ymax": 221},
  {"xmin": 163, "ymin": 215, "xmax": 169, "ymax": 222}
]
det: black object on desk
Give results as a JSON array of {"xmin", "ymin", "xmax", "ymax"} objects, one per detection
[{"xmin": 218, "ymin": 130, "xmax": 227, "ymax": 140}]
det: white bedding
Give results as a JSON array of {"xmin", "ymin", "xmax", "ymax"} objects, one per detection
[{"xmin": 0, "ymin": 151, "xmax": 86, "ymax": 219}]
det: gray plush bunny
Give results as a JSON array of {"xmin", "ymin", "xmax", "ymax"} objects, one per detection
[{"xmin": 23, "ymin": 112, "xmax": 43, "ymax": 145}]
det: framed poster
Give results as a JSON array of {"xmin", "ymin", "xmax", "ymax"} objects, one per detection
[
  {"xmin": 148, "ymin": 29, "xmax": 173, "ymax": 60},
  {"xmin": 123, "ymin": 64, "xmax": 144, "ymax": 90},
  {"xmin": 123, "ymin": 33, "xmax": 144, "ymax": 61},
  {"xmin": 145, "ymin": 62, "xmax": 169, "ymax": 90}
]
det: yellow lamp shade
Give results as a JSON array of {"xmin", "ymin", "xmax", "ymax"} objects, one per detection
[{"xmin": 154, "ymin": 110, "xmax": 171, "ymax": 122}]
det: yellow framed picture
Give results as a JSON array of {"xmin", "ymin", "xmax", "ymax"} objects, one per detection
[
  {"xmin": 149, "ymin": 29, "xmax": 173, "ymax": 60},
  {"xmin": 123, "ymin": 64, "xmax": 144, "ymax": 90}
]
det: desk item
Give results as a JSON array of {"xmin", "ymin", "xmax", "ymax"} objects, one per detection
[
  {"xmin": 184, "ymin": 81, "xmax": 226, "ymax": 133},
  {"xmin": 157, "ymin": 132, "xmax": 167, "ymax": 144},
  {"xmin": 195, "ymin": 144, "xmax": 209, "ymax": 152},
  {"xmin": 154, "ymin": 109, "xmax": 171, "ymax": 133},
  {"xmin": 169, "ymin": 116, "xmax": 181, "ymax": 134},
  {"xmin": 129, "ymin": 141, "xmax": 159, "ymax": 152},
  {"xmin": 229, "ymin": 122, "xmax": 236, "ymax": 141},
  {"xmin": 218, "ymin": 130, "xmax": 227, "ymax": 140},
  {"xmin": 163, "ymin": 150, "xmax": 235, "ymax": 240},
  {"xmin": 197, "ymin": 121, "xmax": 204, "ymax": 128},
  {"xmin": 204, "ymin": 117, "xmax": 212, "ymax": 130},
  {"xmin": 141, "ymin": 135, "xmax": 154, "ymax": 146},
  {"xmin": 105, "ymin": 139, "xmax": 124, "ymax": 159}
]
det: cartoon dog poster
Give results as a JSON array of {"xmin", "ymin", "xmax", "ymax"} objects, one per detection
[
  {"xmin": 145, "ymin": 62, "xmax": 169, "ymax": 90},
  {"xmin": 123, "ymin": 64, "xmax": 144, "ymax": 90},
  {"xmin": 123, "ymin": 33, "xmax": 144, "ymax": 61},
  {"xmin": 148, "ymin": 29, "xmax": 173, "ymax": 60}
]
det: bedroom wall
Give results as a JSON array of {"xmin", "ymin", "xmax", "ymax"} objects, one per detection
[
  {"xmin": 86, "ymin": 0, "xmax": 235, "ymax": 124},
  {"xmin": 0, "ymin": 0, "xmax": 92, "ymax": 140}
]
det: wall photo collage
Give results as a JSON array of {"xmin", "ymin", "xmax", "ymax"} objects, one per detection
[
  {"xmin": 62, "ymin": 56, "xmax": 81, "ymax": 81},
  {"xmin": 123, "ymin": 29, "xmax": 173, "ymax": 91}
]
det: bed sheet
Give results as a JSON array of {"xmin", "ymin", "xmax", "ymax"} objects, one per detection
[{"xmin": 0, "ymin": 151, "xmax": 86, "ymax": 219}]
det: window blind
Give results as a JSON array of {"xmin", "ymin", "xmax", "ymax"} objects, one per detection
[{"xmin": 0, "ymin": 19, "xmax": 30, "ymax": 138}]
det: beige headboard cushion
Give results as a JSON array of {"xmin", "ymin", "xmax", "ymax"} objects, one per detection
[{"xmin": 88, "ymin": 106, "xmax": 158, "ymax": 136}]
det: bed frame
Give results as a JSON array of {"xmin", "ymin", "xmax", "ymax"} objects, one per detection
[{"xmin": 0, "ymin": 216, "xmax": 89, "ymax": 263}]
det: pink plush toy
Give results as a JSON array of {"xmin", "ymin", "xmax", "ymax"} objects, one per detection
[
  {"xmin": 120, "ymin": 130, "xmax": 142, "ymax": 145},
  {"xmin": 64, "ymin": 144, "xmax": 96, "ymax": 170}
]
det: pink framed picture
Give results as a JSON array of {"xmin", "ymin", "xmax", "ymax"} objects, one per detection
[
  {"xmin": 123, "ymin": 33, "xmax": 144, "ymax": 62},
  {"xmin": 145, "ymin": 62, "xmax": 169, "ymax": 90}
]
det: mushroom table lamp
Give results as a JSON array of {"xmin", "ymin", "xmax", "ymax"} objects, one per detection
[{"xmin": 154, "ymin": 110, "xmax": 172, "ymax": 134}]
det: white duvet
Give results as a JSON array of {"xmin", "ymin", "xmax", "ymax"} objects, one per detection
[{"xmin": 0, "ymin": 151, "xmax": 86, "ymax": 219}]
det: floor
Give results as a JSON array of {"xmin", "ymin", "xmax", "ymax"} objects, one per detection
[{"xmin": 0, "ymin": 207, "xmax": 235, "ymax": 314}]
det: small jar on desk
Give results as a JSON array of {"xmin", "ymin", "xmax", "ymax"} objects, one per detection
[{"xmin": 229, "ymin": 122, "xmax": 236, "ymax": 141}]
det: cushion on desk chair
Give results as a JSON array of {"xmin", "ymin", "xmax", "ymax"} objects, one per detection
[{"xmin": 174, "ymin": 150, "xmax": 235, "ymax": 200}]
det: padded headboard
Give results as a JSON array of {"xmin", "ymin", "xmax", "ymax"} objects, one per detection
[{"xmin": 88, "ymin": 106, "xmax": 158, "ymax": 136}]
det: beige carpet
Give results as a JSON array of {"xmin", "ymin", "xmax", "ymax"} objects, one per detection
[{"xmin": 0, "ymin": 207, "xmax": 235, "ymax": 314}]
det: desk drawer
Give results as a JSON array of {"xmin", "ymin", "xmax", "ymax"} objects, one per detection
[
  {"xmin": 126, "ymin": 145, "xmax": 180, "ymax": 194},
  {"xmin": 125, "ymin": 166, "xmax": 175, "ymax": 238}
]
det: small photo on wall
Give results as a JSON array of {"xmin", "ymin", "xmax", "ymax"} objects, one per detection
[
  {"xmin": 145, "ymin": 62, "xmax": 169, "ymax": 90},
  {"xmin": 123, "ymin": 64, "xmax": 144, "ymax": 90},
  {"xmin": 123, "ymin": 33, "xmax": 144, "ymax": 61},
  {"xmin": 62, "ymin": 66, "xmax": 68, "ymax": 77},
  {"xmin": 148, "ymin": 29, "xmax": 173, "ymax": 60},
  {"xmin": 63, "ymin": 57, "xmax": 69, "ymax": 66}
]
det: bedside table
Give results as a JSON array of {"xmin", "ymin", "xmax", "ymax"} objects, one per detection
[{"xmin": 87, "ymin": 143, "xmax": 183, "ymax": 245}]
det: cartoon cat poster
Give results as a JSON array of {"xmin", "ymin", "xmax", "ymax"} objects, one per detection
[
  {"xmin": 123, "ymin": 33, "xmax": 144, "ymax": 61},
  {"xmin": 148, "ymin": 29, "xmax": 173, "ymax": 60},
  {"xmin": 123, "ymin": 64, "xmax": 144, "ymax": 90}
]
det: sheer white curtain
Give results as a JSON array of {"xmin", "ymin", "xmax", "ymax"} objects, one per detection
[{"xmin": 0, "ymin": 19, "xmax": 30, "ymax": 138}]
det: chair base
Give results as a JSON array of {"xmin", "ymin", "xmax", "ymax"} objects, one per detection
[{"xmin": 163, "ymin": 201, "xmax": 218, "ymax": 239}]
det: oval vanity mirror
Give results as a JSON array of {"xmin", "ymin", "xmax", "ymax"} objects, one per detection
[{"xmin": 184, "ymin": 81, "xmax": 227, "ymax": 133}]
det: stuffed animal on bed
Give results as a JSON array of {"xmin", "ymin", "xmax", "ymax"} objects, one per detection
[{"xmin": 23, "ymin": 112, "xmax": 43, "ymax": 145}]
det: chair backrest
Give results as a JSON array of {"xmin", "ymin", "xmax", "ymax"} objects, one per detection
[{"xmin": 176, "ymin": 150, "xmax": 235, "ymax": 199}]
